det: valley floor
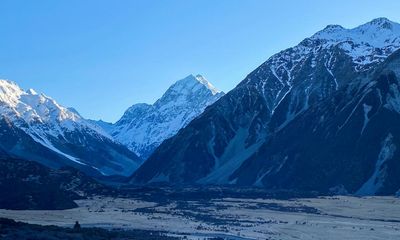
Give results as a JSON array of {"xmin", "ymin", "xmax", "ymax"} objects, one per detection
[{"xmin": 0, "ymin": 193, "xmax": 399, "ymax": 240}]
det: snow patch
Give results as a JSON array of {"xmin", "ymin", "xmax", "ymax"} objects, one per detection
[
  {"xmin": 28, "ymin": 132, "xmax": 85, "ymax": 165},
  {"xmin": 361, "ymin": 103, "xmax": 372, "ymax": 134},
  {"xmin": 384, "ymin": 83, "xmax": 400, "ymax": 113},
  {"xmin": 356, "ymin": 133, "xmax": 396, "ymax": 195},
  {"xmin": 325, "ymin": 54, "xmax": 339, "ymax": 90},
  {"xmin": 198, "ymin": 128, "xmax": 264, "ymax": 184}
]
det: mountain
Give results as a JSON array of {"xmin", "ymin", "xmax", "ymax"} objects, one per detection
[
  {"xmin": 230, "ymin": 49, "xmax": 400, "ymax": 195},
  {"xmin": 108, "ymin": 74, "xmax": 224, "ymax": 159},
  {"xmin": 131, "ymin": 18, "xmax": 400, "ymax": 194},
  {"xmin": 0, "ymin": 80, "xmax": 142, "ymax": 177}
]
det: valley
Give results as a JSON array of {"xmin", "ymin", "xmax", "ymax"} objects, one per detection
[
  {"xmin": 1, "ymin": 14, "xmax": 400, "ymax": 240},
  {"xmin": 1, "ymin": 188, "xmax": 400, "ymax": 239}
]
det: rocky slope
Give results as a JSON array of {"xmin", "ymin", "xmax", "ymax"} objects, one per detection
[
  {"xmin": 131, "ymin": 18, "xmax": 400, "ymax": 195},
  {"xmin": 231, "ymin": 49, "xmax": 400, "ymax": 195}
]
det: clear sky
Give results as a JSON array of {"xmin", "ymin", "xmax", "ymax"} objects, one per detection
[{"xmin": 1, "ymin": 0, "xmax": 400, "ymax": 122}]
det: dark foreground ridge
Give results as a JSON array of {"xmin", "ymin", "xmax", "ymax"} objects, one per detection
[
  {"xmin": 0, "ymin": 218, "xmax": 179, "ymax": 240},
  {"xmin": 0, "ymin": 157, "xmax": 116, "ymax": 210}
]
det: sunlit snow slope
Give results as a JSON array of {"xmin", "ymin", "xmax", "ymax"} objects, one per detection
[{"xmin": 0, "ymin": 80, "xmax": 141, "ymax": 177}]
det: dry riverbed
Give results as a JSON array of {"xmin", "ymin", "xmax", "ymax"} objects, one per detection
[{"xmin": 1, "ymin": 195, "xmax": 400, "ymax": 239}]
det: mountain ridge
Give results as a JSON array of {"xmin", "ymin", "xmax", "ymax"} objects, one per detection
[
  {"xmin": 0, "ymin": 79, "xmax": 142, "ymax": 177},
  {"xmin": 130, "ymin": 18, "xmax": 400, "ymax": 195}
]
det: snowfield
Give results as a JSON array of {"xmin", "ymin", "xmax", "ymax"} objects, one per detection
[{"xmin": 0, "ymin": 195, "xmax": 399, "ymax": 239}]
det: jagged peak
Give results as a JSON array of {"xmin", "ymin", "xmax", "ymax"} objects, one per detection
[
  {"xmin": 355, "ymin": 17, "xmax": 400, "ymax": 32},
  {"xmin": 367, "ymin": 17, "xmax": 395, "ymax": 27},
  {"xmin": 0, "ymin": 79, "xmax": 23, "ymax": 93},
  {"xmin": 0, "ymin": 79, "xmax": 45, "ymax": 102},
  {"xmin": 310, "ymin": 17, "xmax": 400, "ymax": 48},
  {"xmin": 111, "ymin": 74, "xmax": 225, "ymax": 158},
  {"xmin": 0, "ymin": 78, "xmax": 83, "ymax": 125},
  {"xmin": 0, "ymin": 79, "xmax": 26, "ymax": 107},
  {"xmin": 169, "ymin": 74, "xmax": 222, "ymax": 96},
  {"xmin": 0, "ymin": 79, "xmax": 19, "ymax": 87},
  {"xmin": 323, "ymin": 24, "xmax": 345, "ymax": 31},
  {"xmin": 116, "ymin": 74, "xmax": 223, "ymax": 125}
]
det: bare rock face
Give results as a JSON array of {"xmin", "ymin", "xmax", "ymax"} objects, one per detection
[{"xmin": 131, "ymin": 18, "xmax": 400, "ymax": 195}]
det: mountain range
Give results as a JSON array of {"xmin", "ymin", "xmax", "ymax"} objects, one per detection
[
  {"xmin": 130, "ymin": 18, "xmax": 400, "ymax": 195},
  {"xmin": 1, "ymin": 18, "xmax": 400, "ymax": 196},
  {"xmin": 0, "ymin": 74, "xmax": 223, "ymax": 178},
  {"xmin": 0, "ymin": 81, "xmax": 141, "ymax": 177}
]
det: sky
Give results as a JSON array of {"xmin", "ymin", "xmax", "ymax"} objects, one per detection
[{"xmin": 1, "ymin": 0, "xmax": 400, "ymax": 122}]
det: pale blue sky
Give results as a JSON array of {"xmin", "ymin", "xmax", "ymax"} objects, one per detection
[{"xmin": 1, "ymin": 0, "xmax": 399, "ymax": 122}]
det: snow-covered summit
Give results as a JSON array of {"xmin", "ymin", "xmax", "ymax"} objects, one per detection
[
  {"xmin": 133, "ymin": 42, "xmax": 400, "ymax": 195},
  {"xmin": 312, "ymin": 17, "xmax": 400, "ymax": 48},
  {"xmin": 0, "ymin": 79, "xmax": 80, "ymax": 125},
  {"xmin": 108, "ymin": 74, "xmax": 224, "ymax": 158},
  {"xmin": 159, "ymin": 74, "xmax": 221, "ymax": 100},
  {"xmin": 0, "ymin": 80, "xmax": 27, "ymax": 107},
  {"xmin": 0, "ymin": 79, "xmax": 141, "ymax": 177},
  {"xmin": 0, "ymin": 79, "xmax": 116, "ymax": 143},
  {"xmin": 240, "ymin": 18, "xmax": 400, "ymax": 118}
]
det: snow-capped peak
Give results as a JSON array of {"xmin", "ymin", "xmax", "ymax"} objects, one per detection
[
  {"xmin": 0, "ymin": 78, "xmax": 141, "ymax": 177},
  {"xmin": 166, "ymin": 74, "xmax": 222, "ymax": 97},
  {"xmin": 368, "ymin": 17, "xmax": 396, "ymax": 28},
  {"xmin": 0, "ymin": 79, "xmax": 25, "ymax": 107},
  {"xmin": 152, "ymin": 74, "xmax": 224, "ymax": 110},
  {"xmin": 312, "ymin": 17, "xmax": 400, "ymax": 48},
  {"xmin": 109, "ymin": 74, "xmax": 224, "ymax": 158},
  {"xmin": 322, "ymin": 24, "xmax": 345, "ymax": 32},
  {"xmin": 243, "ymin": 17, "xmax": 400, "ymax": 129},
  {"xmin": 0, "ymin": 79, "xmax": 81, "ymax": 124},
  {"xmin": 0, "ymin": 79, "xmax": 115, "ymax": 140}
]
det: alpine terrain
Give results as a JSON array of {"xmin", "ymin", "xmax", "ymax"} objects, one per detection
[
  {"xmin": 0, "ymin": 80, "xmax": 142, "ymax": 177},
  {"xmin": 131, "ymin": 18, "xmax": 400, "ymax": 195},
  {"xmin": 106, "ymin": 74, "xmax": 224, "ymax": 159}
]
